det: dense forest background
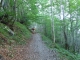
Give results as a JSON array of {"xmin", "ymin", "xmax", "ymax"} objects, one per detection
[{"xmin": 0, "ymin": 0, "xmax": 80, "ymax": 60}]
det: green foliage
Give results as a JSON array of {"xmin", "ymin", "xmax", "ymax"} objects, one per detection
[
  {"xmin": 41, "ymin": 34, "xmax": 54, "ymax": 48},
  {"xmin": 55, "ymin": 45, "xmax": 76, "ymax": 60},
  {"xmin": 14, "ymin": 22, "xmax": 31, "ymax": 38},
  {"xmin": 0, "ymin": 22, "xmax": 31, "ymax": 45},
  {"xmin": 0, "ymin": 23, "xmax": 9, "ymax": 36},
  {"xmin": 0, "ymin": 10, "xmax": 5, "ymax": 17},
  {"xmin": 12, "ymin": 22, "xmax": 31, "ymax": 45},
  {"xmin": 76, "ymin": 54, "xmax": 80, "ymax": 60},
  {"xmin": 42, "ymin": 34, "xmax": 80, "ymax": 60}
]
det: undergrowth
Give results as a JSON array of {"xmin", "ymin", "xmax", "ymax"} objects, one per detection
[
  {"xmin": 0, "ymin": 22, "xmax": 31, "ymax": 45},
  {"xmin": 41, "ymin": 34, "xmax": 80, "ymax": 60}
]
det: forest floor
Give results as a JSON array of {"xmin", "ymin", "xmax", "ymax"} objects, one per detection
[{"xmin": 0, "ymin": 33, "xmax": 60, "ymax": 60}]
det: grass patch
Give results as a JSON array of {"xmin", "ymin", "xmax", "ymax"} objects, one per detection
[
  {"xmin": 0, "ymin": 22, "xmax": 31, "ymax": 45},
  {"xmin": 13, "ymin": 22, "xmax": 31, "ymax": 45}
]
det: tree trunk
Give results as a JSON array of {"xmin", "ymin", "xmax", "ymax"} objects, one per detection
[{"xmin": 50, "ymin": 0, "xmax": 55, "ymax": 43}]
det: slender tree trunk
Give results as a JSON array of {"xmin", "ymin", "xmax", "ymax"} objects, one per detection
[
  {"xmin": 68, "ymin": 0, "xmax": 75, "ymax": 52},
  {"xmin": 50, "ymin": 0, "xmax": 55, "ymax": 43},
  {"xmin": 11, "ymin": 0, "xmax": 17, "ymax": 27},
  {"xmin": 62, "ymin": 0, "xmax": 69, "ymax": 50},
  {"xmin": 0, "ymin": 0, "xmax": 3, "ymax": 8},
  {"xmin": 75, "ymin": 5, "xmax": 79, "ymax": 53}
]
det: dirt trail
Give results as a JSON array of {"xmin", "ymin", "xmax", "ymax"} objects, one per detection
[{"xmin": 24, "ymin": 33, "xmax": 59, "ymax": 60}]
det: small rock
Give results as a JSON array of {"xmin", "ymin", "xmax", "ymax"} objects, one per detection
[{"xmin": 0, "ymin": 54, "xmax": 5, "ymax": 60}]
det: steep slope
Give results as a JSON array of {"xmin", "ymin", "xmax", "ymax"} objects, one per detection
[{"xmin": 0, "ymin": 22, "xmax": 31, "ymax": 60}]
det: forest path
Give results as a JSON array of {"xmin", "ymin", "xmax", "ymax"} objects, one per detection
[{"xmin": 24, "ymin": 33, "xmax": 59, "ymax": 60}]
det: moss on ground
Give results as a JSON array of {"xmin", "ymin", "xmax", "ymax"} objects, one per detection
[{"xmin": 0, "ymin": 22, "xmax": 31, "ymax": 45}]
